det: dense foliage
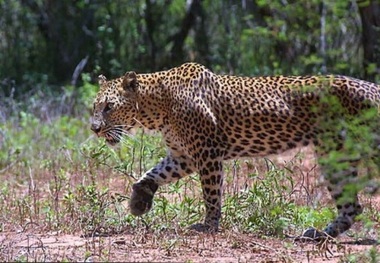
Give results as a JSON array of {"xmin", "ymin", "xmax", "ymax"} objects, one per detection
[{"xmin": 1, "ymin": 0, "xmax": 379, "ymax": 98}]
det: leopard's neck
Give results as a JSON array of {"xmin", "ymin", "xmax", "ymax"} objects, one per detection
[{"xmin": 135, "ymin": 71, "xmax": 168, "ymax": 131}]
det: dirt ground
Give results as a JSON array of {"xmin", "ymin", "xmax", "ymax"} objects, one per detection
[
  {"xmin": 0, "ymin": 224, "xmax": 379, "ymax": 262},
  {"xmin": 1, "ymin": 147, "xmax": 379, "ymax": 262}
]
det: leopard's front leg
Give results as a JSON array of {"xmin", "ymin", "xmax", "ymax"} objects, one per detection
[
  {"xmin": 129, "ymin": 154, "xmax": 195, "ymax": 216},
  {"xmin": 190, "ymin": 159, "xmax": 224, "ymax": 232}
]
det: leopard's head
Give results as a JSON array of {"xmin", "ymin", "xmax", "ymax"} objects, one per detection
[{"xmin": 91, "ymin": 71, "xmax": 139, "ymax": 145}]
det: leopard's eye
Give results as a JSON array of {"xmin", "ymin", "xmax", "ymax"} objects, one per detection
[{"xmin": 104, "ymin": 103, "xmax": 114, "ymax": 113}]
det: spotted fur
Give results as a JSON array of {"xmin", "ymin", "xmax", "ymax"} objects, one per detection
[{"xmin": 91, "ymin": 62, "xmax": 380, "ymax": 237}]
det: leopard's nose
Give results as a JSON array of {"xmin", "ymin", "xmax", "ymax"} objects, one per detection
[{"xmin": 91, "ymin": 123, "xmax": 101, "ymax": 133}]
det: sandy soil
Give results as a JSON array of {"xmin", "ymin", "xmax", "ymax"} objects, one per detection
[{"xmin": 1, "ymin": 225, "xmax": 379, "ymax": 262}]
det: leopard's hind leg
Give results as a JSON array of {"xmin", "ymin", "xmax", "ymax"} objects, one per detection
[
  {"xmin": 321, "ymin": 158, "xmax": 363, "ymax": 238},
  {"xmin": 304, "ymin": 113, "xmax": 380, "ymax": 239}
]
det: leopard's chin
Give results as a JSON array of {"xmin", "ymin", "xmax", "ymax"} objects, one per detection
[{"xmin": 103, "ymin": 132, "xmax": 121, "ymax": 145}]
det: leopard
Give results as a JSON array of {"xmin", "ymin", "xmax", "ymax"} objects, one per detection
[{"xmin": 91, "ymin": 62, "xmax": 380, "ymax": 239}]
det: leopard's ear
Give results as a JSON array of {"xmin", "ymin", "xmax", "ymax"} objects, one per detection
[
  {"xmin": 98, "ymin": 75, "xmax": 107, "ymax": 86},
  {"xmin": 122, "ymin": 71, "xmax": 137, "ymax": 91}
]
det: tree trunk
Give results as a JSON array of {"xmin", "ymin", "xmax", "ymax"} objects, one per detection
[
  {"xmin": 357, "ymin": 0, "xmax": 380, "ymax": 81},
  {"xmin": 169, "ymin": 0, "xmax": 205, "ymax": 66},
  {"xmin": 21, "ymin": 0, "xmax": 96, "ymax": 83}
]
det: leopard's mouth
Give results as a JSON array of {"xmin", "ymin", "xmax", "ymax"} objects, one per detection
[
  {"xmin": 93, "ymin": 127, "xmax": 122, "ymax": 146},
  {"xmin": 93, "ymin": 124, "xmax": 130, "ymax": 145}
]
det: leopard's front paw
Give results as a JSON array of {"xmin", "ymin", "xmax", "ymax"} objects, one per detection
[{"xmin": 129, "ymin": 182, "xmax": 156, "ymax": 216}]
